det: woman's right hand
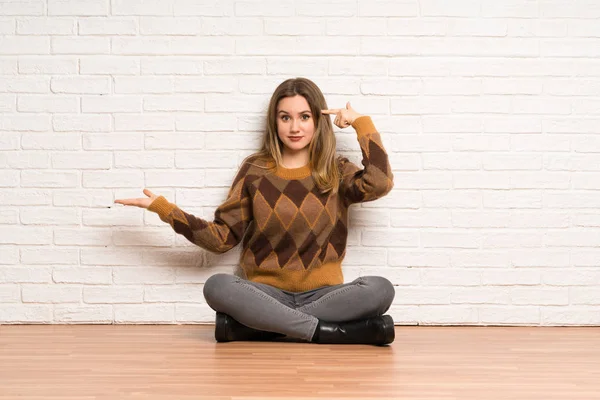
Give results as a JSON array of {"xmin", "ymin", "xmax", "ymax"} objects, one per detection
[{"xmin": 114, "ymin": 188, "xmax": 158, "ymax": 210}]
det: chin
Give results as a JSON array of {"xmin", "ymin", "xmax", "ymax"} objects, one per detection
[{"xmin": 285, "ymin": 143, "xmax": 309, "ymax": 152}]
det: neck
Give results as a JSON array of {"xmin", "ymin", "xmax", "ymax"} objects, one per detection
[{"xmin": 281, "ymin": 150, "xmax": 309, "ymax": 169}]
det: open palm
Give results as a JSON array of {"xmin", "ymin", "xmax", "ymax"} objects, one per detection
[{"xmin": 114, "ymin": 188, "xmax": 158, "ymax": 210}]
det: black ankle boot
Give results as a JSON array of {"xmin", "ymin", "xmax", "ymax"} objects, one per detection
[
  {"xmin": 214, "ymin": 312, "xmax": 285, "ymax": 342},
  {"xmin": 315, "ymin": 315, "xmax": 395, "ymax": 345}
]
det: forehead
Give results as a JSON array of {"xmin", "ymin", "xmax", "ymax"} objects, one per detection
[{"xmin": 277, "ymin": 95, "xmax": 310, "ymax": 112}]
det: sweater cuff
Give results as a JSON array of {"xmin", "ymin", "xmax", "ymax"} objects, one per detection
[
  {"xmin": 147, "ymin": 196, "xmax": 176, "ymax": 219},
  {"xmin": 351, "ymin": 115, "xmax": 376, "ymax": 138}
]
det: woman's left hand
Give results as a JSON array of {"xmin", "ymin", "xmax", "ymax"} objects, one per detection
[{"xmin": 322, "ymin": 102, "xmax": 363, "ymax": 129}]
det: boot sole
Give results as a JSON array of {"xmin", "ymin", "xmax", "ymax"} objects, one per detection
[
  {"xmin": 215, "ymin": 312, "xmax": 233, "ymax": 342},
  {"xmin": 379, "ymin": 315, "xmax": 395, "ymax": 345}
]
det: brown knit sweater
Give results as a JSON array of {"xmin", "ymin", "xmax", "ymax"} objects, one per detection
[{"xmin": 148, "ymin": 116, "xmax": 393, "ymax": 292}]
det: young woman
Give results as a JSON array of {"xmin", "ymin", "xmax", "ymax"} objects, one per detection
[{"xmin": 115, "ymin": 78, "xmax": 395, "ymax": 345}]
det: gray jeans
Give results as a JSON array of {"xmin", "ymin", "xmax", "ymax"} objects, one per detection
[{"xmin": 203, "ymin": 273, "xmax": 395, "ymax": 341}]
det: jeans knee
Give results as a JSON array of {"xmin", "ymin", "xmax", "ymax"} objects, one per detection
[
  {"xmin": 203, "ymin": 273, "xmax": 236, "ymax": 309},
  {"xmin": 360, "ymin": 276, "xmax": 395, "ymax": 311}
]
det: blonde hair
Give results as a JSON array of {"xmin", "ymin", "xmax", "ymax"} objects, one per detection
[{"xmin": 248, "ymin": 77, "xmax": 342, "ymax": 195}]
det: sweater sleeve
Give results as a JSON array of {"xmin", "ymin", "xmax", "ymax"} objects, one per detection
[
  {"xmin": 339, "ymin": 116, "xmax": 394, "ymax": 205},
  {"xmin": 147, "ymin": 161, "xmax": 253, "ymax": 254}
]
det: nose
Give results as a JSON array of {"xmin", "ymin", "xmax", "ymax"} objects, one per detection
[{"xmin": 290, "ymin": 118, "xmax": 300, "ymax": 132}]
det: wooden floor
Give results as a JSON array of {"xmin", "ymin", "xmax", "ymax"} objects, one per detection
[{"xmin": 0, "ymin": 325, "xmax": 599, "ymax": 400}]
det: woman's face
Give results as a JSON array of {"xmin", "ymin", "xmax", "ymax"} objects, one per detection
[{"xmin": 276, "ymin": 95, "xmax": 315, "ymax": 156}]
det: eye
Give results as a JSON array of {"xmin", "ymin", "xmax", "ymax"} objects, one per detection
[
  {"xmin": 302, "ymin": 114, "xmax": 310, "ymax": 120},
  {"xmin": 281, "ymin": 115, "xmax": 290, "ymax": 121}
]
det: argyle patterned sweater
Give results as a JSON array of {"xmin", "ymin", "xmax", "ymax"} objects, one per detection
[{"xmin": 148, "ymin": 116, "xmax": 393, "ymax": 292}]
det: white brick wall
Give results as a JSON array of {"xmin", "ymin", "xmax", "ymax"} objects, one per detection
[{"xmin": 1, "ymin": 0, "xmax": 599, "ymax": 326}]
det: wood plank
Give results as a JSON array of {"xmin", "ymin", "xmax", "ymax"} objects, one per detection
[{"xmin": 0, "ymin": 325, "xmax": 599, "ymax": 399}]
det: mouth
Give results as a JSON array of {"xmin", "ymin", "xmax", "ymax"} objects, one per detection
[{"xmin": 288, "ymin": 136, "xmax": 303, "ymax": 141}]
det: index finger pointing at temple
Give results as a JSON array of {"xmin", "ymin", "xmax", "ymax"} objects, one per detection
[{"xmin": 321, "ymin": 109, "xmax": 341, "ymax": 115}]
